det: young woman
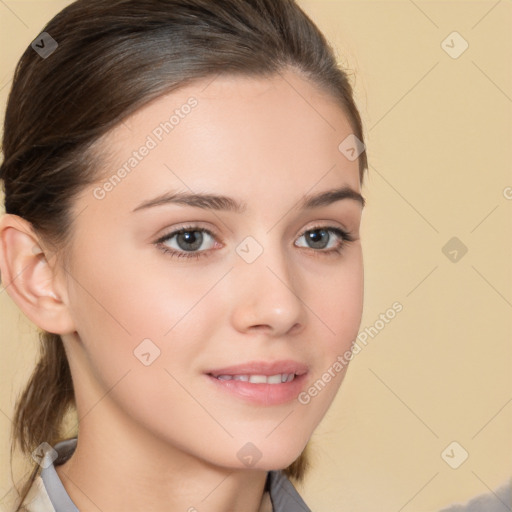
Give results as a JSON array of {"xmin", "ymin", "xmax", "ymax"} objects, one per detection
[{"xmin": 0, "ymin": 1, "xmax": 368, "ymax": 510}]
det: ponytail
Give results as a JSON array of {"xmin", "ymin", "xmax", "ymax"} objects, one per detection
[{"xmin": 10, "ymin": 332, "xmax": 75, "ymax": 511}]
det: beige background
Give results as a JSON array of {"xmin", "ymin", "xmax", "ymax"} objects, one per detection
[{"xmin": 1, "ymin": 1, "xmax": 510, "ymax": 511}]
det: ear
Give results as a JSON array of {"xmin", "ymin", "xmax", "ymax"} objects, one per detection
[{"xmin": 0, "ymin": 213, "xmax": 75, "ymax": 334}]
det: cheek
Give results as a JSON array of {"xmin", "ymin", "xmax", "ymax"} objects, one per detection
[
  {"xmin": 65, "ymin": 256, "xmax": 214, "ymax": 449},
  {"xmin": 65, "ymin": 246, "xmax": 224, "ymax": 411},
  {"xmin": 308, "ymin": 251, "xmax": 364, "ymax": 354},
  {"xmin": 68, "ymin": 241, "xmax": 211, "ymax": 341},
  {"xmin": 282, "ymin": 251, "xmax": 363, "ymax": 420}
]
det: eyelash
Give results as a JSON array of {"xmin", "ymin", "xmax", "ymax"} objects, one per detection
[{"xmin": 154, "ymin": 223, "xmax": 355, "ymax": 261}]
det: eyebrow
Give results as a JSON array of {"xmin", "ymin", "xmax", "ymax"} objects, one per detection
[{"xmin": 132, "ymin": 185, "xmax": 365, "ymax": 213}]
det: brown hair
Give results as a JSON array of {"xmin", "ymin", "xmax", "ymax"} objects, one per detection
[{"xmin": 0, "ymin": 0, "xmax": 367, "ymax": 508}]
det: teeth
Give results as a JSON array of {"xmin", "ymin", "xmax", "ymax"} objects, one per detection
[
  {"xmin": 249, "ymin": 375, "xmax": 267, "ymax": 384},
  {"xmin": 215, "ymin": 373, "xmax": 296, "ymax": 384}
]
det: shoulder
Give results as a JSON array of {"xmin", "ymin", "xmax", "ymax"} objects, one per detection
[
  {"xmin": 19, "ymin": 475, "xmax": 56, "ymax": 512},
  {"xmin": 267, "ymin": 470, "xmax": 312, "ymax": 511},
  {"xmin": 439, "ymin": 479, "xmax": 511, "ymax": 512}
]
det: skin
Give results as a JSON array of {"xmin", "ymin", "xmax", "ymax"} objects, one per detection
[{"xmin": 0, "ymin": 68, "xmax": 364, "ymax": 512}]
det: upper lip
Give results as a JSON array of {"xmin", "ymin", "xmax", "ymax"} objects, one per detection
[{"xmin": 206, "ymin": 360, "xmax": 309, "ymax": 377}]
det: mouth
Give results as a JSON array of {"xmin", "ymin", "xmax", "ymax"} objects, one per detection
[
  {"xmin": 209, "ymin": 372, "xmax": 299, "ymax": 384},
  {"xmin": 204, "ymin": 360, "xmax": 309, "ymax": 405}
]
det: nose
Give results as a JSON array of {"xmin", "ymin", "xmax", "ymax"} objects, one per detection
[{"xmin": 229, "ymin": 241, "xmax": 306, "ymax": 337}]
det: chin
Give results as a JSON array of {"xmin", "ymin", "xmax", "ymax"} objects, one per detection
[{"xmin": 231, "ymin": 435, "xmax": 309, "ymax": 472}]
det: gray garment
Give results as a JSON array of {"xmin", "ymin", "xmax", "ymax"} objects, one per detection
[
  {"xmin": 439, "ymin": 479, "xmax": 511, "ymax": 512},
  {"xmin": 40, "ymin": 438, "xmax": 311, "ymax": 512}
]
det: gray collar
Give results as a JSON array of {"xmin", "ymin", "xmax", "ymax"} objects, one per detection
[{"xmin": 41, "ymin": 438, "xmax": 311, "ymax": 512}]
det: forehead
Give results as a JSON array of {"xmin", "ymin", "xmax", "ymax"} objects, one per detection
[{"xmin": 80, "ymin": 69, "xmax": 361, "ymax": 216}]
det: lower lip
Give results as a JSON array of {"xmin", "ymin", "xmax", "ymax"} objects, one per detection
[{"xmin": 205, "ymin": 373, "xmax": 308, "ymax": 406}]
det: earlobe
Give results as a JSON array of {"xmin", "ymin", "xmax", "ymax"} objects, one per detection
[{"xmin": 0, "ymin": 213, "xmax": 76, "ymax": 335}]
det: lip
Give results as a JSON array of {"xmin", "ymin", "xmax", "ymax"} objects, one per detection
[
  {"xmin": 205, "ymin": 360, "xmax": 309, "ymax": 406},
  {"xmin": 205, "ymin": 360, "xmax": 309, "ymax": 377}
]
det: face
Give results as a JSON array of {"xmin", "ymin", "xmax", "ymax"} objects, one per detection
[{"xmin": 59, "ymin": 69, "xmax": 364, "ymax": 470}]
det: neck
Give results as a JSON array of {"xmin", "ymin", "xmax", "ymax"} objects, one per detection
[
  {"xmin": 56, "ymin": 421, "xmax": 270, "ymax": 512},
  {"xmin": 55, "ymin": 353, "xmax": 270, "ymax": 512}
]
